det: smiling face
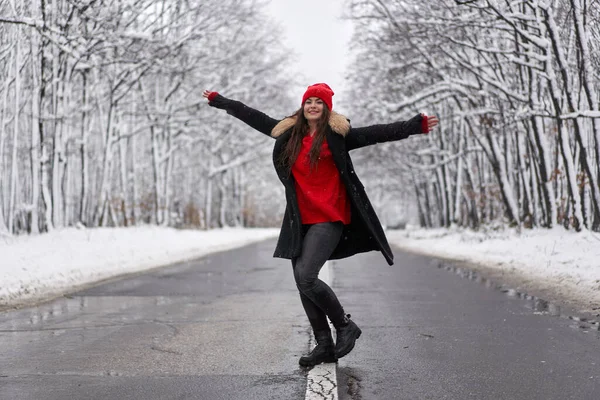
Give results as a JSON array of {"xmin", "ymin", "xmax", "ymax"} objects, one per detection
[{"xmin": 303, "ymin": 97, "xmax": 324, "ymax": 124}]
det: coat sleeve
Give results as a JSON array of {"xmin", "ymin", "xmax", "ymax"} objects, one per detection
[
  {"xmin": 208, "ymin": 94, "xmax": 280, "ymax": 138},
  {"xmin": 345, "ymin": 113, "xmax": 424, "ymax": 151}
]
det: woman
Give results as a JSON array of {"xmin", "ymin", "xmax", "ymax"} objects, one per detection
[{"xmin": 203, "ymin": 83, "xmax": 438, "ymax": 367}]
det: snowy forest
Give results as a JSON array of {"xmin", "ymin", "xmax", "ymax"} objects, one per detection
[
  {"xmin": 1, "ymin": 0, "xmax": 600, "ymax": 235},
  {"xmin": 346, "ymin": 0, "xmax": 600, "ymax": 232}
]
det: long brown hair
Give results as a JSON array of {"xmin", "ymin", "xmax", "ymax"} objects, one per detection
[{"xmin": 278, "ymin": 104, "xmax": 331, "ymax": 172}]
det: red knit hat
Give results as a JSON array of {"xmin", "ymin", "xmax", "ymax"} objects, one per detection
[{"xmin": 302, "ymin": 83, "xmax": 334, "ymax": 111}]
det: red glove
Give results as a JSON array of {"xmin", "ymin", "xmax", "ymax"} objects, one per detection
[
  {"xmin": 207, "ymin": 91, "xmax": 219, "ymax": 101},
  {"xmin": 421, "ymin": 115, "xmax": 429, "ymax": 134}
]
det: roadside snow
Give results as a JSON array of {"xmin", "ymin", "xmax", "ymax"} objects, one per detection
[
  {"xmin": 387, "ymin": 226, "xmax": 600, "ymax": 315},
  {"xmin": 2, "ymin": 224, "xmax": 599, "ymax": 315},
  {"xmin": 0, "ymin": 226, "xmax": 279, "ymax": 309}
]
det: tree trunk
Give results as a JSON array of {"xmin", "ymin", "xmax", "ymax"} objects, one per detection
[
  {"xmin": 29, "ymin": 1, "xmax": 41, "ymax": 234},
  {"xmin": 569, "ymin": 0, "xmax": 600, "ymax": 229},
  {"xmin": 0, "ymin": 44, "xmax": 13, "ymax": 234},
  {"xmin": 205, "ymin": 171, "xmax": 213, "ymax": 230},
  {"xmin": 131, "ymin": 125, "xmax": 140, "ymax": 225},
  {"xmin": 79, "ymin": 71, "xmax": 89, "ymax": 225},
  {"xmin": 541, "ymin": 7, "xmax": 585, "ymax": 230},
  {"xmin": 219, "ymin": 174, "xmax": 227, "ymax": 227},
  {"xmin": 487, "ymin": 129, "xmax": 521, "ymax": 227},
  {"xmin": 453, "ymin": 120, "xmax": 465, "ymax": 224},
  {"xmin": 118, "ymin": 123, "xmax": 129, "ymax": 226},
  {"xmin": 150, "ymin": 125, "xmax": 161, "ymax": 225},
  {"xmin": 94, "ymin": 99, "xmax": 116, "ymax": 227},
  {"xmin": 8, "ymin": 32, "xmax": 20, "ymax": 234}
]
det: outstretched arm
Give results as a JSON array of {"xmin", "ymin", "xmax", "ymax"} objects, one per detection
[
  {"xmin": 345, "ymin": 113, "xmax": 439, "ymax": 151},
  {"xmin": 203, "ymin": 90, "xmax": 280, "ymax": 138}
]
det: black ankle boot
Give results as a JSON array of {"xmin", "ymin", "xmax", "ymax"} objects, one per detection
[
  {"xmin": 335, "ymin": 314, "xmax": 362, "ymax": 359},
  {"xmin": 299, "ymin": 330, "xmax": 337, "ymax": 367}
]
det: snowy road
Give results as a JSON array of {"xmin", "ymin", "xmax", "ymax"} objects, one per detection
[{"xmin": 1, "ymin": 239, "xmax": 599, "ymax": 399}]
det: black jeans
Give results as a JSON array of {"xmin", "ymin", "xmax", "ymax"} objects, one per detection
[{"xmin": 292, "ymin": 222, "xmax": 346, "ymax": 332}]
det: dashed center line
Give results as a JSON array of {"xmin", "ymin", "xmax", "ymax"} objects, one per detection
[{"xmin": 305, "ymin": 261, "xmax": 338, "ymax": 400}]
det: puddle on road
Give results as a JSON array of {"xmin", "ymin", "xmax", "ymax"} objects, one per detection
[
  {"xmin": 435, "ymin": 260, "xmax": 600, "ymax": 333},
  {"xmin": 0, "ymin": 295, "xmax": 192, "ymax": 333},
  {"xmin": 337, "ymin": 366, "xmax": 363, "ymax": 400}
]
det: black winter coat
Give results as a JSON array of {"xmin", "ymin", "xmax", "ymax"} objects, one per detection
[{"xmin": 208, "ymin": 94, "xmax": 424, "ymax": 266}]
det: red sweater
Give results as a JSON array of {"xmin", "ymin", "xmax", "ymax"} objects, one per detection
[{"xmin": 292, "ymin": 134, "xmax": 351, "ymax": 225}]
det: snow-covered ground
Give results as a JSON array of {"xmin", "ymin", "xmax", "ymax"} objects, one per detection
[
  {"xmin": 387, "ymin": 226, "xmax": 600, "ymax": 315},
  {"xmin": 0, "ymin": 226, "xmax": 278, "ymax": 309},
  {"xmin": 1, "ymin": 225, "xmax": 599, "ymax": 316}
]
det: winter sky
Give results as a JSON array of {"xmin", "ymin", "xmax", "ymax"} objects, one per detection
[{"xmin": 265, "ymin": 0, "xmax": 354, "ymax": 105}]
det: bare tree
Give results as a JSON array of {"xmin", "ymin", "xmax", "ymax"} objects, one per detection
[
  {"xmin": 345, "ymin": 0, "xmax": 600, "ymax": 232},
  {"xmin": 0, "ymin": 0, "xmax": 294, "ymax": 235}
]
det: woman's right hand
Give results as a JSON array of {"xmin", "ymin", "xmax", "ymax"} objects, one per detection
[{"xmin": 202, "ymin": 90, "xmax": 215, "ymax": 100}]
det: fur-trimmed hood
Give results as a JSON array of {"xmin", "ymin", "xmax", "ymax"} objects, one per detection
[{"xmin": 271, "ymin": 111, "xmax": 350, "ymax": 138}]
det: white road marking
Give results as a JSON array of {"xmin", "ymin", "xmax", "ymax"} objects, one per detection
[
  {"xmin": 305, "ymin": 261, "xmax": 338, "ymax": 400},
  {"xmin": 306, "ymin": 363, "xmax": 338, "ymax": 399}
]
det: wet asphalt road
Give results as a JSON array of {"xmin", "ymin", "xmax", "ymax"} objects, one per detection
[
  {"xmin": 1, "ymin": 238, "xmax": 600, "ymax": 400},
  {"xmin": 333, "ymin": 252, "xmax": 600, "ymax": 399}
]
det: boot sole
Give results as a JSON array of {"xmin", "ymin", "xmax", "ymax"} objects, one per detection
[
  {"xmin": 299, "ymin": 355, "xmax": 337, "ymax": 367},
  {"xmin": 335, "ymin": 327, "xmax": 362, "ymax": 359}
]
